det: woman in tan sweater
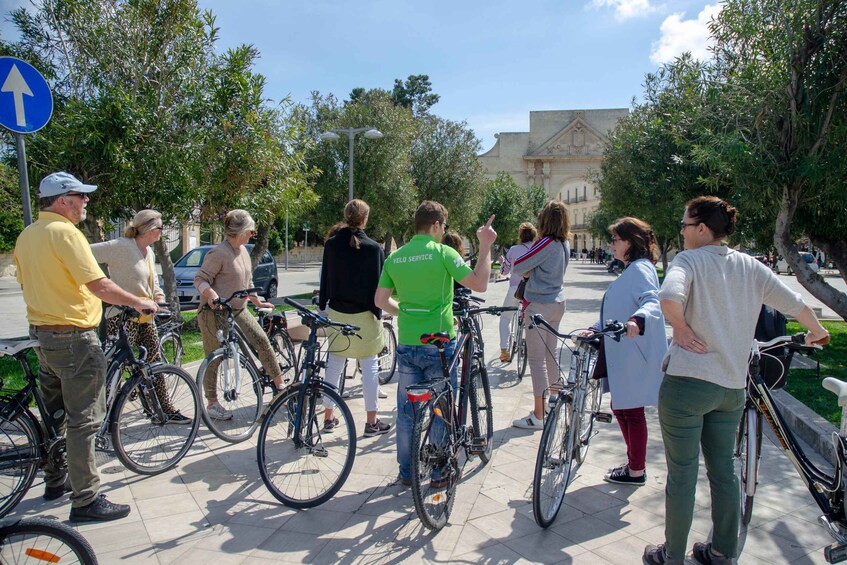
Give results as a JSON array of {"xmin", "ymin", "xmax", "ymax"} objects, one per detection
[
  {"xmin": 91, "ymin": 209, "xmax": 189, "ymax": 423},
  {"xmin": 194, "ymin": 209, "xmax": 284, "ymax": 420}
]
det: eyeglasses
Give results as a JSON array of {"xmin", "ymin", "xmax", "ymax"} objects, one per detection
[
  {"xmin": 680, "ymin": 221, "xmax": 700, "ymax": 230},
  {"xmin": 64, "ymin": 192, "xmax": 87, "ymax": 199},
  {"xmin": 153, "ymin": 225, "xmax": 165, "ymax": 231},
  {"xmin": 438, "ymin": 221, "xmax": 449, "ymax": 231}
]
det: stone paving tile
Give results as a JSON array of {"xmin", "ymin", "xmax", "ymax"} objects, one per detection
[{"xmin": 501, "ymin": 528, "xmax": 587, "ymax": 562}]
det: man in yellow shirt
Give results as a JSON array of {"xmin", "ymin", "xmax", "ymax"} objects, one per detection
[{"xmin": 14, "ymin": 171, "xmax": 157, "ymax": 522}]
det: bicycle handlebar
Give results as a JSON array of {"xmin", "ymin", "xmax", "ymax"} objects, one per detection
[
  {"xmin": 282, "ymin": 297, "xmax": 361, "ymax": 335},
  {"xmin": 531, "ymin": 315, "xmax": 626, "ymax": 343},
  {"xmin": 756, "ymin": 333, "xmax": 821, "ymax": 353},
  {"xmin": 213, "ymin": 287, "xmax": 264, "ymax": 306},
  {"xmin": 467, "ymin": 306, "xmax": 518, "ymax": 317}
]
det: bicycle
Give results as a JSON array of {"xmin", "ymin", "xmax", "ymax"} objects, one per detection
[
  {"xmin": 404, "ymin": 296, "xmax": 515, "ymax": 530},
  {"xmin": 155, "ymin": 306, "xmax": 184, "ymax": 367},
  {"xmin": 196, "ymin": 288, "xmax": 295, "ymax": 443},
  {"xmin": 0, "ymin": 309, "xmax": 201, "ymax": 517},
  {"xmin": 254, "ymin": 302, "xmax": 299, "ymax": 386},
  {"xmin": 256, "ymin": 297, "xmax": 358, "ymax": 508},
  {"xmin": 732, "ymin": 333, "xmax": 847, "ymax": 563},
  {"xmin": 506, "ymin": 301, "xmax": 528, "ymax": 380},
  {"xmin": 529, "ymin": 317, "xmax": 625, "ymax": 528},
  {"xmin": 0, "ymin": 516, "xmax": 97, "ymax": 564}
]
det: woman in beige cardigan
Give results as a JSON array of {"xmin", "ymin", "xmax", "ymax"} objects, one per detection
[{"xmin": 91, "ymin": 209, "xmax": 190, "ymax": 423}]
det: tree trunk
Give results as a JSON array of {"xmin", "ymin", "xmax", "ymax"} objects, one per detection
[
  {"xmin": 383, "ymin": 232, "xmax": 393, "ymax": 257},
  {"xmin": 152, "ymin": 238, "xmax": 179, "ymax": 317},
  {"xmin": 774, "ymin": 183, "xmax": 847, "ymax": 320},
  {"xmin": 250, "ymin": 223, "xmax": 271, "ymax": 271}
]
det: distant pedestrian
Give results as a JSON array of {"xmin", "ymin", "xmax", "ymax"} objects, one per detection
[
  {"xmin": 15, "ymin": 172, "xmax": 157, "ymax": 522},
  {"xmin": 497, "ymin": 222, "xmax": 536, "ymax": 362}
]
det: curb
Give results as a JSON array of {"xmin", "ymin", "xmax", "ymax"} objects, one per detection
[{"xmin": 772, "ymin": 388, "xmax": 838, "ymax": 466}]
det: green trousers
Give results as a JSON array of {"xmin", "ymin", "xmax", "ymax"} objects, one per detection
[
  {"xmin": 658, "ymin": 374, "xmax": 744, "ymax": 559},
  {"xmin": 31, "ymin": 328, "xmax": 106, "ymax": 508}
]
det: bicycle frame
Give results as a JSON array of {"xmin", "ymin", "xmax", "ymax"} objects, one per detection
[{"xmin": 745, "ymin": 346, "xmax": 847, "ymax": 541}]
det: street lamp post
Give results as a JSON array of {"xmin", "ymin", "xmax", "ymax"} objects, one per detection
[{"xmin": 319, "ymin": 127, "xmax": 383, "ymax": 201}]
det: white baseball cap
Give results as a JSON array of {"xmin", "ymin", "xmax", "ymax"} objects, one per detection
[{"xmin": 38, "ymin": 172, "xmax": 97, "ymax": 198}]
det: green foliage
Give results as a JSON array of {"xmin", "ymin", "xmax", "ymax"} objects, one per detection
[
  {"xmin": 476, "ymin": 172, "xmax": 541, "ymax": 249},
  {"xmin": 0, "ymin": 164, "xmax": 24, "ymax": 252},
  {"xmin": 391, "ymin": 75, "xmax": 440, "ymax": 116}
]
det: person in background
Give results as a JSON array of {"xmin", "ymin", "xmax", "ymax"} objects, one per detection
[
  {"xmin": 511, "ymin": 201, "xmax": 570, "ymax": 430},
  {"xmin": 91, "ymin": 209, "xmax": 191, "ymax": 424},
  {"xmin": 15, "ymin": 171, "xmax": 157, "ymax": 522},
  {"xmin": 643, "ymin": 196, "xmax": 830, "ymax": 565},
  {"xmin": 588, "ymin": 217, "xmax": 666, "ymax": 486},
  {"xmin": 194, "ymin": 209, "xmax": 285, "ymax": 420},
  {"xmin": 498, "ymin": 222, "xmax": 536, "ymax": 363},
  {"xmin": 319, "ymin": 199, "xmax": 392, "ymax": 437}
]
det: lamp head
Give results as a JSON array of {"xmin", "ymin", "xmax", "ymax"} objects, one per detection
[{"xmin": 363, "ymin": 129, "xmax": 383, "ymax": 139}]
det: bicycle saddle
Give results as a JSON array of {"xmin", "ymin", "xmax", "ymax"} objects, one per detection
[
  {"xmin": 420, "ymin": 333, "xmax": 450, "ymax": 347},
  {"xmin": 0, "ymin": 339, "xmax": 39, "ymax": 356}
]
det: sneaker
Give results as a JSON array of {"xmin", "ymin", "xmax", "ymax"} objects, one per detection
[
  {"xmin": 207, "ymin": 402, "xmax": 233, "ymax": 421},
  {"xmin": 341, "ymin": 389, "xmax": 352, "ymax": 399},
  {"xmin": 512, "ymin": 412, "xmax": 543, "ymax": 430},
  {"xmin": 499, "ymin": 349, "xmax": 511, "ymax": 363},
  {"xmin": 69, "ymin": 494, "xmax": 131, "ymax": 523},
  {"xmin": 323, "ymin": 417, "xmax": 339, "ymax": 432},
  {"xmin": 643, "ymin": 543, "xmax": 683, "ymax": 565},
  {"xmin": 165, "ymin": 411, "xmax": 193, "ymax": 425},
  {"xmin": 396, "ymin": 475, "xmax": 412, "ymax": 487},
  {"xmin": 378, "ymin": 387, "xmax": 388, "ymax": 399},
  {"xmin": 364, "ymin": 419, "xmax": 392, "ymax": 437},
  {"xmin": 43, "ymin": 476, "xmax": 72, "ymax": 501},
  {"xmin": 692, "ymin": 542, "xmax": 733, "ymax": 565},
  {"xmin": 604, "ymin": 465, "xmax": 647, "ymax": 486}
]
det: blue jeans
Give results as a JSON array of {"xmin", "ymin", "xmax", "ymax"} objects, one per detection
[{"xmin": 396, "ymin": 341, "xmax": 458, "ymax": 481}]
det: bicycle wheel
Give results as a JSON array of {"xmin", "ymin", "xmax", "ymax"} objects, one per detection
[
  {"xmin": 532, "ymin": 395, "xmax": 576, "ymax": 528},
  {"xmin": 269, "ymin": 328, "xmax": 298, "ymax": 384},
  {"xmin": 197, "ymin": 349, "xmax": 264, "ymax": 443},
  {"xmin": 737, "ymin": 406, "xmax": 761, "ymax": 526},
  {"xmin": 0, "ymin": 517, "xmax": 97, "ymax": 565},
  {"xmin": 257, "ymin": 384, "xmax": 356, "ymax": 508},
  {"xmin": 111, "ymin": 365, "xmax": 201, "ymax": 475},
  {"xmin": 468, "ymin": 357, "xmax": 494, "ymax": 463},
  {"xmin": 0, "ymin": 411, "xmax": 40, "ymax": 518},
  {"xmin": 516, "ymin": 335, "xmax": 528, "ymax": 380},
  {"xmin": 410, "ymin": 395, "xmax": 457, "ymax": 531},
  {"xmin": 575, "ymin": 368, "xmax": 601, "ymax": 464},
  {"xmin": 377, "ymin": 322, "xmax": 397, "ymax": 385},
  {"xmin": 158, "ymin": 331, "xmax": 183, "ymax": 367}
]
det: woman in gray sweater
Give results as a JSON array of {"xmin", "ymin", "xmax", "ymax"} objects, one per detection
[
  {"xmin": 511, "ymin": 200, "xmax": 570, "ymax": 429},
  {"xmin": 643, "ymin": 196, "xmax": 830, "ymax": 565}
]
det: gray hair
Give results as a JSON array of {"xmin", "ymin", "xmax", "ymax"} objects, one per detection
[
  {"xmin": 224, "ymin": 209, "xmax": 255, "ymax": 238},
  {"xmin": 124, "ymin": 209, "xmax": 162, "ymax": 238}
]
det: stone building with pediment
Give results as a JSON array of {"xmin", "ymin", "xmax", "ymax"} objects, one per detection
[{"xmin": 478, "ymin": 108, "xmax": 628, "ymax": 254}]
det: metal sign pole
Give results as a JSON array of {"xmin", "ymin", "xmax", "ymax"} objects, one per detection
[{"xmin": 14, "ymin": 133, "xmax": 32, "ymax": 226}]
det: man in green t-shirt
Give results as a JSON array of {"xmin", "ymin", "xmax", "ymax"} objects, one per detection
[{"xmin": 375, "ymin": 201, "xmax": 496, "ymax": 486}]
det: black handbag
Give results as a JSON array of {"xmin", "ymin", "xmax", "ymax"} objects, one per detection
[{"xmin": 514, "ymin": 277, "xmax": 528, "ymax": 300}]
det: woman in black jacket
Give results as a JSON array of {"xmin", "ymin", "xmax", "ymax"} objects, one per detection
[{"xmin": 319, "ymin": 199, "xmax": 392, "ymax": 437}]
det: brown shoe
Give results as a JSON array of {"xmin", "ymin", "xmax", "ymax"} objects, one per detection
[{"xmin": 499, "ymin": 349, "xmax": 511, "ymax": 363}]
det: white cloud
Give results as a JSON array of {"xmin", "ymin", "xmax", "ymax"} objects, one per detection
[
  {"xmin": 588, "ymin": 0, "xmax": 659, "ymax": 22},
  {"xmin": 650, "ymin": 3, "xmax": 722, "ymax": 65}
]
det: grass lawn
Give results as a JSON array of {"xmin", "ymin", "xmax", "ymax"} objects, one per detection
[{"xmin": 784, "ymin": 320, "xmax": 847, "ymax": 426}]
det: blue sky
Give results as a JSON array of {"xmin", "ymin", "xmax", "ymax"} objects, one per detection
[{"xmin": 2, "ymin": 0, "xmax": 720, "ymax": 151}]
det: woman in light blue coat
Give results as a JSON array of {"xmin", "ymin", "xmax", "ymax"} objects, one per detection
[{"xmin": 591, "ymin": 217, "xmax": 667, "ymax": 485}]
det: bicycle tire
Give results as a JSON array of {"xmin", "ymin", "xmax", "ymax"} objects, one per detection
[
  {"xmin": 410, "ymin": 395, "xmax": 457, "ymax": 531},
  {"xmin": 197, "ymin": 349, "xmax": 264, "ymax": 443},
  {"xmin": 737, "ymin": 407, "xmax": 761, "ymax": 526},
  {"xmin": 532, "ymin": 395, "xmax": 575, "ymax": 528},
  {"xmin": 269, "ymin": 328, "xmax": 298, "ymax": 384},
  {"xmin": 468, "ymin": 357, "xmax": 494, "ymax": 463},
  {"xmin": 257, "ymin": 384, "xmax": 356, "ymax": 508},
  {"xmin": 575, "ymin": 357, "xmax": 601, "ymax": 464},
  {"xmin": 377, "ymin": 322, "xmax": 397, "ymax": 385},
  {"xmin": 517, "ymin": 336, "xmax": 528, "ymax": 380},
  {"xmin": 111, "ymin": 365, "xmax": 201, "ymax": 475},
  {"xmin": 158, "ymin": 331, "xmax": 184, "ymax": 367},
  {"xmin": 0, "ymin": 516, "xmax": 97, "ymax": 565},
  {"xmin": 0, "ymin": 411, "xmax": 41, "ymax": 519}
]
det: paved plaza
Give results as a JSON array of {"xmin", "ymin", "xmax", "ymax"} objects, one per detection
[{"xmin": 4, "ymin": 261, "xmax": 844, "ymax": 564}]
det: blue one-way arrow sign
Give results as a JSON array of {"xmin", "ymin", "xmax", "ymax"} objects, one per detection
[{"xmin": 0, "ymin": 57, "xmax": 53, "ymax": 134}]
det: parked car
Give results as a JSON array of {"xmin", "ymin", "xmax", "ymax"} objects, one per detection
[
  {"xmin": 775, "ymin": 252, "xmax": 819, "ymax": 275},
  {"xmin": 167, "ymin": 244, "xmax": 278, "ymax": 309}
]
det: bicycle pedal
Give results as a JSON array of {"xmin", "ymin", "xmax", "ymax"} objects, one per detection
[
  {"xmin": 595, "ymin": 412, "xmax": 613, "ymax": 423},
  {"xmin": 826, "ymin": 543, "xmax": 847, "ymax": 563},
  {"xmin": 468, "ymin": 438, "xmax": 487, "ymax": 455},
  {"xmin": 312, "ymin": 447, "xmax": 328, "ymax": 458}
]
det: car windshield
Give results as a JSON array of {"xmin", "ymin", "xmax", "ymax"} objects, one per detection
[{"xmin": 175, "ymin": 248, "xmax": 210, "ymax": 268}]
